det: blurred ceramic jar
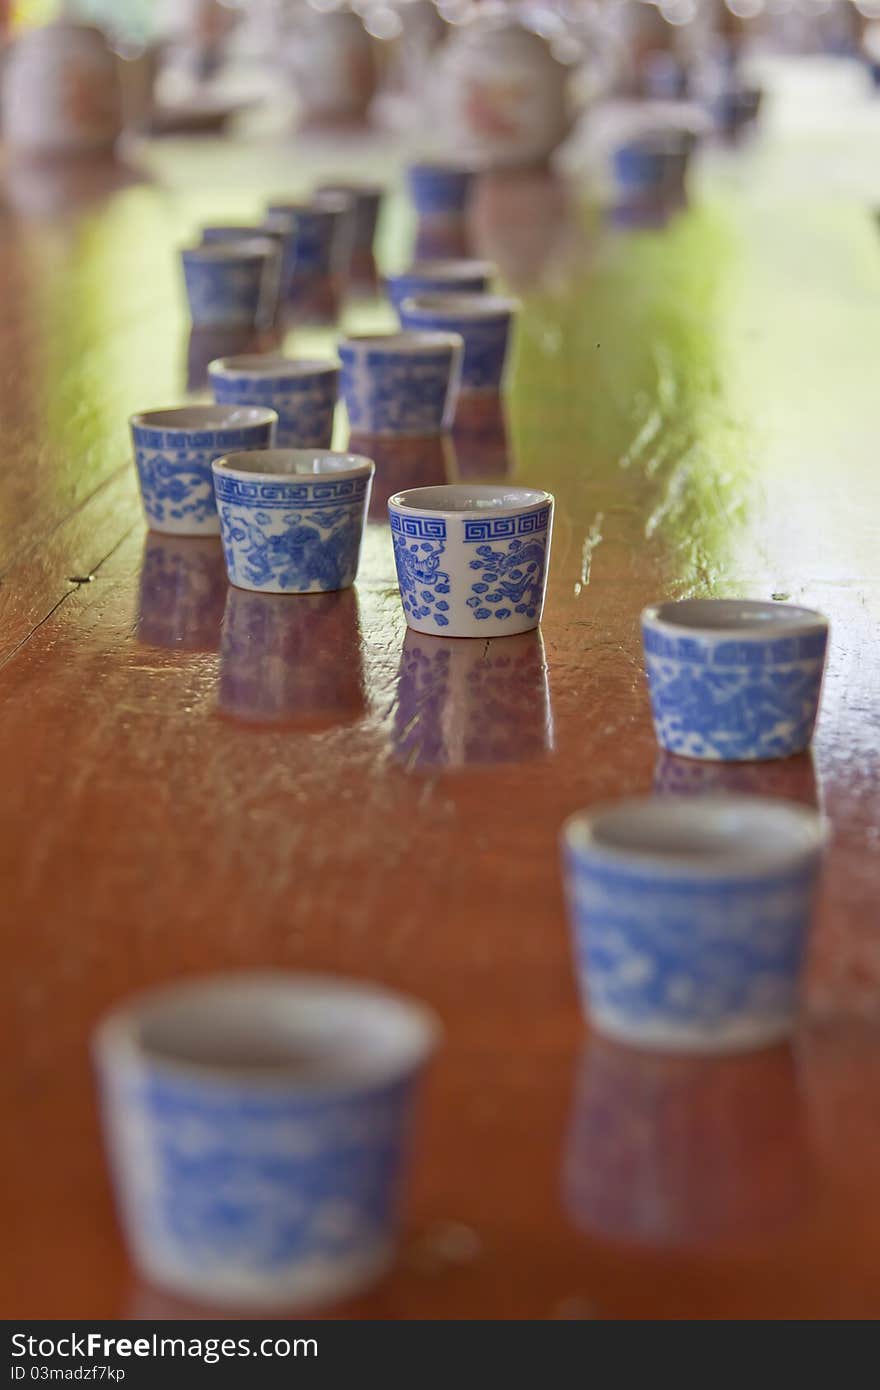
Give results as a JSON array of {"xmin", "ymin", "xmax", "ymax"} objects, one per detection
[
  {"xmin": 2, "ymin": 20, "xmax": 123, "ymax": 160},
  {"xmin": 287, "ymin": 7, "xmax": 378, "ymax": 126},
  {"xmin": 435, "ymin": 8, "xmax": 572, "ymax": 170}
]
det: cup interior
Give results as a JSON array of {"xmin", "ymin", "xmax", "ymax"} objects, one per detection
[
  {"xmin": 96, "ymin": 973, "xmax": 437, "ymax": 1088},
  {"xmin": 401, "ymin": 293, "xmax": 518, "ymax": 318},
  {"xmin": 131, "ymin": 405, "xmax": 277, "ymax": 433},
  {"xmin": 644, "ymin": 599, "xmax": 827, "ymax": 638},
  {"xmin": 390, "ymin": 483, "xmax": 551, "ymax": 514},
  {"xmin": 214, "ymin": 449, "xmax": 373, "ymax": 481},
  {"xmin": 209, "ymin": 355, "xmax": 338, "ymax": 379},
  {"xmin": 565, "ymin": 795, "xmax": 826, "ymax": 874},
  {"xmin": 340, "ymin": 332, "xmax": 463, "ymax": 355}
]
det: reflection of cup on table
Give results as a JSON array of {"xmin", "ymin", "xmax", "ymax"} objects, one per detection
[
  {"xmin": 94, "ymin": 972, "xmax": 438, "ymax": 1311},
  {"xmin": 219, "ymin": 586, "xmax": 365, "ymax": 729},
  {"xmin": 653, "ymin": 749, "xmax": 820, "ymax": 809},
  {"xmin": 563, "ymin": 1039, "xmax": 811, "ymax": 1251},
  {"xmin": 137, "ymin": 534, "xmax": 228, "ymax": 653},
  {"xmin": 452, "ymin": 391, "xmax": 512, "ymax": 480},
  {"xmin": 349, "ymin": 433, "xmax": 455, "ymax": 519},
  {"xmin": 392, "ymin": 627, "xmax": 554, "ymax": 769}
]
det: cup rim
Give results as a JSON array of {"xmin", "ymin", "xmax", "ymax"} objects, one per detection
[
  {"xmin": 388, "ymin": 259, "xmax": 496, "ymax": 282},
  {"xmin": 130, "ymin": 405, "xmax": 278, "ymax": 433},
  {"xmin": 339, "ymin": 331, "xmax": 464, "ymax": 355},
  {"xmin": 641, "ymin": 598, "xmax": 829, "ymax": 641},
  {"xmin": 389, "ymin": 483, "xmax": 553, "ymax": 518},
  {"xmin": 563, "ymin": 794, "xmax": 828, "ymax": 879},
  {"xmin": 92, "ymin": 971, "xmax": 440, "ymax": 1093},
  {"xmin": 399, "ymin": 292, "xmax": 520, "ymax": 319},
  {"xmin": 182, "ymin": 239, "xmax": 277, "ymax": 263},
  {"xmin": 213, "ymin": 448, "xmax": 375, "ymax": 484},
  {"xmin": 208, "ymin": 355, "xmax": 339, "ymax": 380}
]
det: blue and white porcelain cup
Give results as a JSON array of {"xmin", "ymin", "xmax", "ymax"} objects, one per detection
[
  {"xmin": 130, "ymin": 405, "xmax": 277, "ymax": 536},
  {"xmin": 265, "ymin": 193, "xmax": 353, "ymax": 314},
  {"xmin": 406, "ymin": 162, "xmax": 474, "ymax": 219},
  {"xmin": 181, "ymin": 239, "xmax": 281, "ymax": 330},
  {"xmin": 388, "ymin": 483, "xmax": 553, "ymax": 638},
  {"xmin": 386, "ymin": 259, "xmax": 495, "ymax": 314},
  {"xmin": 562, "ymin": 794, "xmax": 827, "ymax": 1054},
  {"xmin": 641, "ymin": 599, "xmax": 829, "ymax": 762},
  {"xmin": 208, "ymin": 355, "xmax": 339, "ymax": 450},
  {"xmin": 398, "ymin": 294, "xmax": 518, "ymax": 393},
  {"xmin": 93, "ymin": 972, "xmax": 439, "ymax": 1311},
  {"xmin": 212, "ymin": 449, "xmax": 374, "ymax": 594},
  {"xmin": 338, "ymin": 332, "xmax": 463, "ymax": 436}
]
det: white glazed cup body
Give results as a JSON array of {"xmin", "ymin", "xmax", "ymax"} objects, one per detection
[
  {"xmin": 93, "ymin": 972, "xmax": 438, "ymax": 1311},
  {"xmin": 388, "ymin": 484, "xmax": 553, "ymax": 638},
  {"xmin": 212, "ymin": 450, "xmax": 374, "ymax": 594},
  {"xmin": 130, "ymin": 407, "xmax": 278, "ymax": 537},
  {"xmin": 641, "ymin": 599, "xmax": 829, "ymax": 762},
  {"xmin": 562, "ymin": 795, "xmax": 827, "ymax": 1054}
]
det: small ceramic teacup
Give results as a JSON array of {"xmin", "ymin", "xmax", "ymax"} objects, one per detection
[
  {"xmin": 388, "ymin": 483, "xmax": 553, "ymax": 637},
  {"xmin": 130, "ymin": 405, "xmax": 277, "ymax": 536},
  {"xmin": 562, "ymin": 794, "xmax": 827, "ymax": 1053},
  {"xmin": 386, "ymin": 259, "xmax": 495, "ymax": 313},
  {"xmin": 406, "ymin": 162, "xmax": 474, "ymax": 219},
  {"xmin": 208, "ymin": 355, "xmax": 339, "ymax": 449},
  {"xmin": 212, "ymin": 449, "xmax": 374, "ymax": 594},
  {"xmin": 641, "ymin": 599, "xmax": 829, "ymax": 762},
  {"xmin": 181, "ymin": 239, "xmax": 280, "ymax": 329},
  {"xmin": 338, "ymin": 332, "xmax": 463, "ymax": 436},
  {"xmin": 93, "ymin": 971, "xmax": 439, "ymax": 1311},
  {"xmin": 398, "ymin": 294, "xmax": 519, "ymax": 392},
  {"xmin": 265, "ymin": 192, "xmax": 353, "ymax": 309},
  {"xmin": 316, "ymin": 182, "xmax": 383, "ymax": 288}
]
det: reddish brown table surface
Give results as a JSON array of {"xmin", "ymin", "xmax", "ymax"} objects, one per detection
[{"xmin": 1, "ymin": 70, "xmax": 879, "ymax": 1320}]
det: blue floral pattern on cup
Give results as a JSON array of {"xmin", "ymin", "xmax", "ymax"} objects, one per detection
[
  {"xmin": 181, "ymin": 248, "xmax": 268, "ymax": 329},
  {"xmin": 214, "ymin": 467, "xmax": 373, "ymax": 594},
  {"xmin": 389, "ymin": 514, "xmax": 451, "ymax": 627},
  {"xmin": 642, "ymin": 617, "xmax": 828, "ymax": 761},
  {"xmin": 339, "ymin": 337, "xmax": 462, "ymax": 435},
  {"xmin": 210, "ymin": 362, "xmax": 339, "ymax": 449},
  {"xmin": 398, "ymin": 299, "xmax": 515, "ymax": 391},
  {"xmin": 131, "ymin": 411, "xmax": 277, "ymax": 536}
]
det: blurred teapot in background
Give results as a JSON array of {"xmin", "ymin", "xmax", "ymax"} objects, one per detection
[
  {"xmin": 1, "ymin": 19, "xmax": 123, "ymax": 159},
  {"xmin": 434, "ymin": 5, "xmax": 574, "ymax": 170},
  {"xmin": 286, "ymin": 4, "xmax": 378, "ymax": 126}
]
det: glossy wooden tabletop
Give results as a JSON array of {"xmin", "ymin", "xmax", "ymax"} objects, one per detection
[{"xmin": 2, "ymin": 62, "xmax": 879, "ymax": 1320}]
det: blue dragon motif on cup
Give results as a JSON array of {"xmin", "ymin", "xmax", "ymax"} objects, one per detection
[
  {"xmin": 398, "ymin": 304, "xmax": 513, "ymax": 391},
  {"xmin": 339, "ymin": 343, "xmax": 460, "ymax": 436},
  {"xmin": 389, "ymin": 513, "xmax": 451, "ymax": 628},
  {"xmin": 131, "ymin": 417, "xmax": 276, "ymax": 536}
]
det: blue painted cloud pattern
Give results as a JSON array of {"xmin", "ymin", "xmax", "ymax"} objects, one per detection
[
  {"xmin": 132, "ymin": 422, "xmax": 275, "ymax": 535},
  {"xmin": 104, "ymin": 1068, "xmax": 415, "ymax": 1299},
  {"xmin": 389, "ymin": 514, "xmax": 451, "ymax": 627},
  {"xmin": 643, "ymin": 627, "xmax": 828, "ymax": 760},
  {"xmin": 215, "ymin": 473, "xmax": 370, "ymax": 593},
  {"xmin": 566, "ymin": 854, "xmax": 820, "ymax": 1048}
]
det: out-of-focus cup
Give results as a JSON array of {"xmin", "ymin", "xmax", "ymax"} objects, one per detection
[
  {"xmin": 641, "ymin": 599, "xmax": 829, "ymax": 762},
  {"xmin": 212, "ymin": 449, "xmax": 373, "ymax": 594},
  {"xmin": 130, "ymin": 405, "xmax": 277, "ymax": 537},
  {"xmin": 316, "ymin": 182, "xmax": 384, "ymax": 292},
  {"xmin": 208, "ymin": 355, "xmax": 339, "ymax": 449},
  {"xmin": 386, "ymin": 259, "xmax": 495, "ymax": 313},
  {"xmin": 338, "ymin": 332, "xmax": 463, "ymax": 436},
  {"xmin": 393, "ymin": 628, "xmax": 553, "ymax": 768},
  {"xmin": 388, "ymin": 483, "xmax": 553, "ymax": 638},
  {"xmin": 265, "ymin": 192, "xmax": 353, "ymax": 321},
  {"xmin": 562, "ymin": 794, "xmax": 827, "ymax": 1053},
  {"xmin": 137, "ymin": 534, "xmax": 228, "ymax": 652},
  {"xmin": 563, "ymin": 1039, "xmax": 811, "ymax": 1250},
  {"xmin": 181, "ymin": 239, "xmax": 281, "ymax": 330},
  {"xmin": 398, "ymin": 293, "xmax": 518, "ymax": 393},
  {"xmin": 219, "ymin": 586, "xmax": 365, "ymax": 728},
  {"xmin": 406, "ymin": 162, "xmax": 474, "ymax": 220},
  {"xmin": 93, "ymin": 972, "xmax": 439, "ymax": 1311}
]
